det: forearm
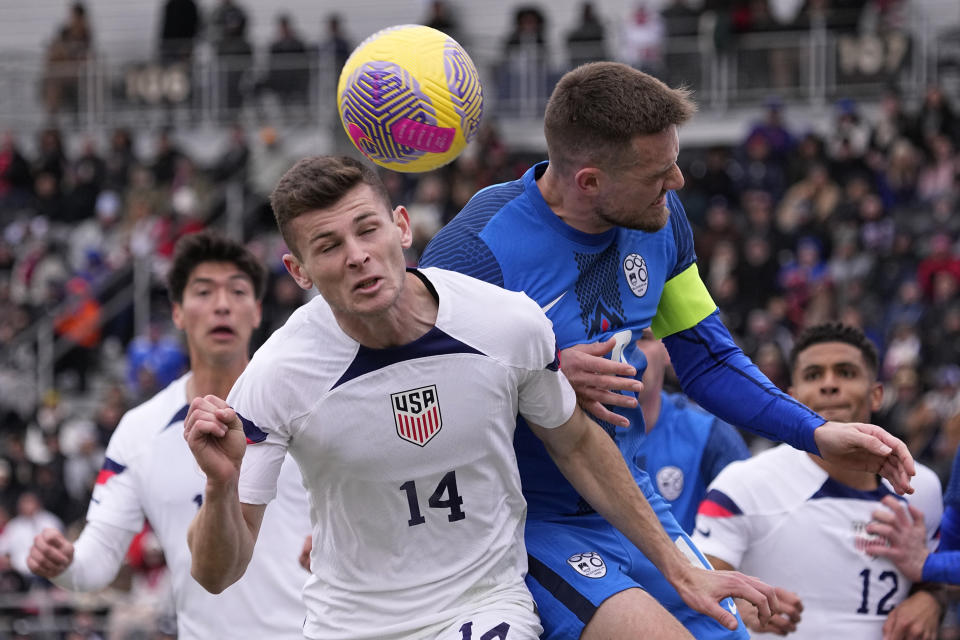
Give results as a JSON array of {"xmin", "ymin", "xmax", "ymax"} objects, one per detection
[
  {"xmin": 547, "ymin": 414, "xmax": 692, "ymax": 583},
  {"xmin": 665, "ymin": 312, "xmax": 824, "ymax": 453},
  {"xmin": 51, "ymin": 520, "xmax": 135, "ymax": 592},
  {"xmin": 187, "ymin": 477, "xmax": 255, "ymax": 593}
]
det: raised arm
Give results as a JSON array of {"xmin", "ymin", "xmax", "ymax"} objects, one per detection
[
  {"xmin": 528, "ymin": 406, "xmax": 779, "ymax": 631},
  {"xmin": 183, "ymin": 394, "xmax": 264, "ymax": 593}
]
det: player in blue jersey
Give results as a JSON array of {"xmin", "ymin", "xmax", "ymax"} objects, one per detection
[
  {"xmin": 419, "ymin": 61, "xmax": 916, "ymax": 639},
  {"xmin": 630, "ymin": 328, "xmax": 749, "ymax": 534},
  {"xmin": 870, "ymin": 447, "xmax": 960, "ymax": 587}
]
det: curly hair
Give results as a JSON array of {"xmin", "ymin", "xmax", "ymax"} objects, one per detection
[{"xmin": 789, "ymin": 322, "xmax": 879, "ymax": 378}]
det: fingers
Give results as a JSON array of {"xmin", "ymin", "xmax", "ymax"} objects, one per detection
[
  {"xmin": 27, "ymin": 529, "xmax": 73, "ymax": 577},
  {"xmin": 567, "ymin": 337, "xmax": 619, "ymax": 358},
  {"xmin": 580, "ymin": 400, "xmax": 631, "ymax": 428},
  {"xmin": 185, "ymin": 395, "xmax": 237, "ymax": 441},
  {"xmin": 298, "ymin": 535, "xmax": 312, "ymax": 572},
  {"xmin": 577, "ymin": 384, "xmax": 639, "ymax": 409}
]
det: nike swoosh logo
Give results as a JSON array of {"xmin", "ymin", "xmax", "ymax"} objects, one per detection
[
  {"xmin": 541, "ymin": 292, "xmax": 567, "ymax": 314},
  {"xmin": 696, "ymin": 527, "xmax": 711, "ymax": 537}
]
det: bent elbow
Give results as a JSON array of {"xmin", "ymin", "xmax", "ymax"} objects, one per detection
[{"xmin": 190, "ymin": 566, "xmax": 239, "ymax": 594}]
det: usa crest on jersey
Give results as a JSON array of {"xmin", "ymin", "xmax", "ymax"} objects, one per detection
[{"xmin": 391, "ymin": 385, "xmax": 443, "ymax": 446}]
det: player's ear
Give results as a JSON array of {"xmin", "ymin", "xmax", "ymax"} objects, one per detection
[
  {"xmin": 394, "ymin": 205, "xmax": 413, "ymax": 249},
  {"xmin": 171, "ymin": 302, "xmax": 184, "ymax": 330},
  {"xmin": 281, "ymin": 253, "xmax": 314, "ymax": 291},
  {"xmin": 573, "ymin": 166, "xmax": 602, "ymax": 196},
  {"xmin": 869, "ymin": 380, "xmax": 883, "ymax": 412}
]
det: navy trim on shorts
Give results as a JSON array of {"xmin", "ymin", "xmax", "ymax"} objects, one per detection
[{"xmin": 527, "ymin": 554, "xmax": 598, "ymax": 625}]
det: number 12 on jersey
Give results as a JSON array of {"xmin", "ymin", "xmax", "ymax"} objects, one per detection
[{"xmin": 400, "ymin": 470, "xmax": 466, "ymax": 526}]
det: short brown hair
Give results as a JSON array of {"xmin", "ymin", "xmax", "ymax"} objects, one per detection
[
  {"xmin": 269, "ymin": 156, "xmax": 392, "ymax": 256},
  {"xmin": 167, "ymin": 230, "xmax": 266, "ymax": 303},
  {"xmin": 544, "ymin": 62, "xmax": 696, "ymax": 175}
]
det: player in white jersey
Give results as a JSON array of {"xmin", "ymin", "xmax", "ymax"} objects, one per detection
[
  {"xmin": 184, "ymin": 156, "xmax": 784, "ymax": 640},
  {"xmin": 693, "ymin": 323, "xmax": 944, "ymax": 639},
  {"xmin": 27, "ymin": 231, "xmax": 311, "ymax": 639}
]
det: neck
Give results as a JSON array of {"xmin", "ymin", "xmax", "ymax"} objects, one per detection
[
  {"xmin": 185, "ymin": 355, "xmax": 249, "ymax": 402},
  {"xmin": 337, "ymin": 271, "xmax": 438, "ymax": 349},
  {"xmin": 641, "ymin": 389, "xmax": 663, "ymax": 433},
  {"xmin": 807, "ymin": 453, "xmax": 879, "ymax": 491},
  {"xmin": 538, "ymin": 164, "xmax": 610, "ymax": 235}
]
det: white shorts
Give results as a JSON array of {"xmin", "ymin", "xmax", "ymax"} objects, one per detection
[{"xmin": 433, "ymin": 598, "xmax": 542, "ymax": 640}]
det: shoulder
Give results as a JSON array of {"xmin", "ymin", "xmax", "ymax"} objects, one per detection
[
  {"xmin": 110, "ymin": 375, "xmax": 189, "ymax": 453},
  {"xmin": 426, "ymin": 268, "xmax": 557, "ymax": 369},
  {"xmin": 708, "ymin": 445, "xmax": 813, "ymax": 509},
  {"xmin": 230, "ymin": 296, "xmax": 355, "ymax": 428},
  {"xmin": 903, "ymin": 463, "xmax": 944, "ymax": 522}
]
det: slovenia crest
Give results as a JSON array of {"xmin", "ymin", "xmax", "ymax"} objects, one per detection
[
  {"xmin": 567, "ymin": 552, "xmax": 607, "ymax": 578},
  {"xmin": 623, "ymin": 253, "xmax": 648, "ymax": 297},
  {"xmin": 656, "ymin": 465, "xmax": 685, "ymax": 502},
  {"xmin": 391, "ymin": 385, "xmax": 442, "ymax": 446}
]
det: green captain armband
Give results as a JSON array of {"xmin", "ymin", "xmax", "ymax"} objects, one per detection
[{"xmin": 650, "ymin": 264, "xmax": 717, "ymax": 338}]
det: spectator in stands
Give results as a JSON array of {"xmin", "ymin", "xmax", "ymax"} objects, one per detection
[
  {"xmin": 41, "ymin": 3, "xmax": 93, "ymax": 117},
  {"xmin": 869, "ymin": 88, "xmax": 915, "ymax": 154},
  {"xmin": 125, "ymin": 319, "xmax": 187, "ymax": 399},
  {"xmin": 619, "ymin": 2, "xmax": 665, "ymax": 75},
  {"xmin": 151, "ymin": 128, "xmax": 184, "ymax": 188},
  {"xmin": 0, "ymin": 492, "xmax": 63, "ymax": 582},
  {"xmin": 776, "ymin": 162, "xmax": 840, "ymax": 236},
  {"xmin": 260, "ymin": 14, "xmax": 310, "ymax": 108},
  {"xmin": 917, "ymin": 232, "xmax": 960, "ymax": 301},
  {"xmin": 566, "ymin": 2, "xmax": 607, "ymax": 69},
  {"xmin": 0, "ymin": 133, "xmax": 32, "ymax": 216},
  {"xmin": 53, "ymin": 277, "xmax": 102, "ymax": 392},
  {"xmin": 103, "ymin": 128, "xmax": 138, "ymax": 192},
  {"xmin": 500, "ymin": 5, "xmax": 550, "ymax": 112},
  {"xmin": 65, "ymin": 137, "xmax": 106, "ymax": 224},
  {"xmin": 746, "ymin": 98, "xmax": 796, "ymax": 165},
  {"xmin": 661, "ymin": 0, "xmax": 699, "ymax": 37},
  {"xmin": 423, "ymin": 1, "xmax": 461, "ymax": 42},
  {"xmin": 248, "ymin": 125, "xmax": 293, "ymax": 235},
  {"xmin": 916, "ymin": 84, "xmax": 959, "ymax": 151},
  {"xmin": 207, "ymin": 0, "xmax": 252, "ymax": 112},
  {"xmin": 917, "ymin": 134, "xmax": 957, "ymax": 203},
  {"xmin": 159, "ymin": 0, "xmax": 201, "ymax": 65},
  {"xmin": 317, "ymin": 14, "xmax": 352, "ymax": 76}
]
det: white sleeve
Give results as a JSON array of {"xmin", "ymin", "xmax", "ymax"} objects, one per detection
[
  {"xmin": 238, "ymin": 440, "xmax": 288, "ymax": 505},
  {"xmin": 516, "ymin": 314, "xmax": 576, "ymax": 429},
  {"xmin": 691, "ymin": 472, "xmax": 752, "ymax": 569},
  {"xmin": 50, "ymin": 520, "xmax": 137, "ymax": 592}
]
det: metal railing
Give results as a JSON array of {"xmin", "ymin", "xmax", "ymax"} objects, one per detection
[{"xmin": 0, "ymin": 19, "xmax": 956, "ymax": 132}]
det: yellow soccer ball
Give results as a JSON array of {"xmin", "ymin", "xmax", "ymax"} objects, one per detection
[{"xmin": 337, "ymin": 24, "xmax": 484, "ymax": 173}]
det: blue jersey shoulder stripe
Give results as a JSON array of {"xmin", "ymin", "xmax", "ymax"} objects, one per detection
[
  {"xmin": 163, "ymin": 404, "xmax": 189, "ymax": 430},
  {"xmin": 809, "ymin": 476, "xmax": 902, "ymax": 502},
  {"xmin": 237, "ymin": 412, "xmax": 268, "ymax": 444},
  {"xmin": 700, "ymin": 488, "xmax": 743, "ymax": 516},
  {"xmin": 419, "ymin": 179, "xmax": 526, "ymax": 287},
  {"xmin": 333, "ymin": 326, "xmax": 485, "ymax": 389}
]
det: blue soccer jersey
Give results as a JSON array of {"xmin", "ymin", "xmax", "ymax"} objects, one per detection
[
  {"xmin": 421, "ymin": 162, "xmax": 704, "ymax": 518},
  {"xmin": 634, "ymin": 391, "xmax": 751, "ymax": 534}
]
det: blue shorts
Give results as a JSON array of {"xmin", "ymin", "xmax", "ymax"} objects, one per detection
[{"xmin": 524, "ymin": 505, "xmax": 747, "ymax": 640}]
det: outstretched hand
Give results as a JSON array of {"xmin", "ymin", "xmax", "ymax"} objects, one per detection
[
  {"xmin": 27, "ymin": 528, "xmax": 74, "ymax": 578},
  {"xmin": 736, "ymin": 587, "xmax": 803, "ymax": 636},
  {"xmin": 560, "ymin": 338, "xmax": 644, "ymax": 428},
  {"xmin": 673, "ymin": 566, "xmax": 780, "ymax": 631},
  {"xmin": 183, "ymin": 394, "xmax": 247, "ymax": 484},
  {"xmin": 814, "ymin": 422, "xmax": 915, "ymax": 495},
  {"xmin": 865, "ymin": 494, "xmax": 929, "ymax": 583}
]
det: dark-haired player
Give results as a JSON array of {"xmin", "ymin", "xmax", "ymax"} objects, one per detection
[{"xmin": 28, "ymin": 231, "xmax": 311, "ymax": 639}]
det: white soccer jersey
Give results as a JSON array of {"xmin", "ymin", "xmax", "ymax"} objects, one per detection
[
  {"xmin": 230, "ymin": 267, "xmax": 577, "ymax": 640},
  {"xmin": 693, "ymin": 444, "xmax": 943, "ymax": 639},
  {"xmin": 88, "ymin": 373, "xmax": 311, "ymax": 640}
]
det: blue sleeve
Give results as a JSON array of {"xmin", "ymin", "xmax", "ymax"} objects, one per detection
[
  {"xmin": 666, "ymin": 190, "xmax": 696, "ymax": 279},
  {"xmin": 663, "ymin": 311, "xmax": 825, "ymax": 454},
  {"xmin": 938, "ymin": 505, "xmax": 960, "ymax": 553},
  {"xmin": 699, "ymin": 419, "xmax": 751, "ymax": 486},
  {"xmin": 944, "ymin": 446, "xmax": 960, "ymax": 510},
  {"xmin": 922, "ymin": 547, "xmax": 960, "ymax": 584}
]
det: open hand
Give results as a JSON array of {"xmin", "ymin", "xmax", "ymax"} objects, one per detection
[{"xmin": 560, "ymin": 338, "xmax": 644, "ymax": 428}]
